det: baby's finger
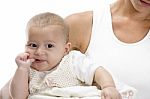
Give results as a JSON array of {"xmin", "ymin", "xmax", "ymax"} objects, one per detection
[
  {"xmin": 117, "ymin": 93, "xmax": 122, "ymax": 99},
  {"xmin": 23, "ymin": 53, "xmax": 30, "ymax": 61},
  {"xmin": 30, "ymin": 59, "xmax": 35, "ymax": 63},
  {"xmin": 101, "ymin": 95, "xmax": 105, "ymax": 99},
  {"xmin": 101, "ymin": 92, "xmax": 106, "ymax": 99},
  {"xmin": 105, "ymin": 96, "xmax": 111, "ymax": 99},
  {"xmin": 27, "ymin": 59, "xmax": 35, "ymax": 65}
]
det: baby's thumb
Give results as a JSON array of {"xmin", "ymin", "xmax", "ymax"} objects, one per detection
[
  {"xmin": 27, "ymin": 59, "xmax": 35, "ymax": 65},
  {"xmin": 101, "ymin": 95, "xmax": 105, "ymax": 99},
  {"xmin": 30, "ymin": 59, "xmax": 35, "ymax": 62}
]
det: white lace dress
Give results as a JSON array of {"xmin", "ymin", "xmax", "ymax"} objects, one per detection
[{"xmin": 29, "ymin": 50, "xmax": 100, "ymax": 96}]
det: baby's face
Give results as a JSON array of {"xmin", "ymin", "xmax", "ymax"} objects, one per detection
[{"xmin": 25, "ymin": 25, "xmax": 70, "ymax": 71}]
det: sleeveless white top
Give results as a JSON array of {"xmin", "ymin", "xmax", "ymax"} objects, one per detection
[{"xmin": 85, "ymin": 3, "xmax": 150, "ymax": 99}]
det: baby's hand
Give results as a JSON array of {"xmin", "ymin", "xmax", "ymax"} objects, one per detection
[
  {"xmin": 101, "ymin": 87, "xmax": 122, "ymax": 99},
  {"xmin": 15, "ymin": 52, "xmax": 35, "ymax": 69}
]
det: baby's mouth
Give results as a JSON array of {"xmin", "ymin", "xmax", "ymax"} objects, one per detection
[
  {"xmin": 35, "ymin": 59, "xmax": 40, "ymax": 61},
  {"xmin": 34, "ymin": 59, "xmax": 45, "ymax": 63}
]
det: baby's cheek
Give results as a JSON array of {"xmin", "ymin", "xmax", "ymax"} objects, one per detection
[
  {"xmin": 28, "ymin": 54, "xmax": 33, "ymax": 59},
  {"xmin": 25, "ymin": 49, "xmax": 34, "ymax": 58}
]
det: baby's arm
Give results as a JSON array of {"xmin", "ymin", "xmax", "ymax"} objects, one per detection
[
  {"xmin": 10, "ymin": 53, "xmax": 34, "ymax": 99},
  {"xmin": 94, "ymin": 67, "xmax": 121, "ymax": 99}
]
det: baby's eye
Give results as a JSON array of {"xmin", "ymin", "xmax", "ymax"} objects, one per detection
[
  {"xmin": 47, "ymin": 44, "xmax": 54, "ymax": 48},
  {"xmin": 27, "ymin": 43, "xmax": 38, "ymax": 48}
]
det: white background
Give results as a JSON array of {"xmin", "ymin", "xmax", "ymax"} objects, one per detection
[{"xmin": 0, "ymin": 0, "xmax": 114, "ymax": 89}]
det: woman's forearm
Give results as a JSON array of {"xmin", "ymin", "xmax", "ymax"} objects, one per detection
[{"xmin": 94, "ymin": 67, "xmax": 116, "ymax": 89}]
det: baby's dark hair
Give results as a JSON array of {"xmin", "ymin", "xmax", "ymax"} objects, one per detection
[{"xmin": 26, "ymin": 12, "xmax": 69, "ymax": 43}]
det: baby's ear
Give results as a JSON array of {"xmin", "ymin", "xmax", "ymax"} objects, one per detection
[{"xmin": 64, "ymin": 42, "xmax": 71, "ymax": 54}]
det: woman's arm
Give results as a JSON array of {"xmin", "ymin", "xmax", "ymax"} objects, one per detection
[
  {"xmin": 0, "ymin": 80, "xmax": 12, "ymax": 99},
  {"xmin": 65, "ymin": 11, "xmax": 93, "ymax": 53},
  {"xmin": 94, "ymin": 67, "xmax": 116, "ymax": 89},
  {"xmin": 94, "ymin": 67, "xmax": 121, "ymax": 99},
  {"xmin": 0, "ymin": 70, "xmax": 28, "ymax": 99},
  {"xmin": 0, "ymin": 89, "xmax": 1, "ymax": 99}
]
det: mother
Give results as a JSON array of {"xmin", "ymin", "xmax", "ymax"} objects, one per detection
[
  {"xmin": 0, "ymin": 0, "xmax": 150, "ymax": 99},
  {"xmin": 65, "ymin": 0, "xmax": 150, "ymax": 99}
]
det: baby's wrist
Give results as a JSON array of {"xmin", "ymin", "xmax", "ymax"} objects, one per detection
[{"xmin": 17, "ymin": 66, "xmax": 30, "ymax": 73}]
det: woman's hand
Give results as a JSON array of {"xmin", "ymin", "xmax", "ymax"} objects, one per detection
[{"xmin": 101, "ymin": 87, "xmax": 122, "ymax": 99}]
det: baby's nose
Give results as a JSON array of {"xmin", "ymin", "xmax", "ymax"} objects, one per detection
[{"xmin": 35, "ymin": 48, "xmax": 45, "ymax": 55}]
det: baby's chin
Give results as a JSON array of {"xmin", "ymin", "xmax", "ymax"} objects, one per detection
[
  {"xmin": 30, "ymin": 65, "xmax": 42, "ymax": 71},
  {"xmin": 30, "ymin": 65, "xmax": 51, "ymax": 71}
]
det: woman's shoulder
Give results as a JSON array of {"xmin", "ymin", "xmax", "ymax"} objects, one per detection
[
  {"xmin": 65, "ymin": 11, "xmax": 93, "ymax": 53},
  {"xmin": 65, "ymin": 11, "xmax": 92, "ymax": 24}
]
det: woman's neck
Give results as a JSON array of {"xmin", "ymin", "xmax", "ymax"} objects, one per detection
[
  {"xmin": 110, "ymin": 0, "xmax": 150, "ymax": 43},
  {"xmin": 111, "ymin": 0, "xmax": 150, "ymax": 21}
]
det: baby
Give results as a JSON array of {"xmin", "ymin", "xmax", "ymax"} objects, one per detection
[{"xmin": 10, "ymin": 12, "xmax": 121, "ymax": 99}]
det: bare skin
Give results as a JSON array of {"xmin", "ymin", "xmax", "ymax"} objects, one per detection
[
  {"xmin": 65, "ymin": 11, "xmax": 93, "ymax": 53},
  {"xmin": 1, "ymin": 0, "xmax": 150, "ymax": 98},
  {"xmin": 65, "ymin": 0, "xmax": 150, "ymax": 52},
  {"xmin": 0, "ymin": 80, "xmax": 11, "ymax": 99}
]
